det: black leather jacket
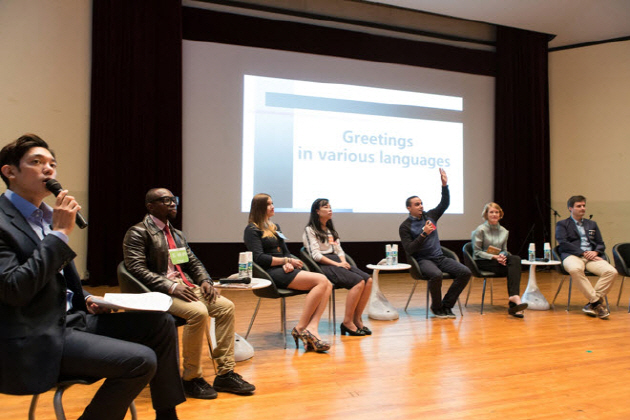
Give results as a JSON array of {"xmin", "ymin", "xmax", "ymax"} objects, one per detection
[{"xmin": 123, "ymin": 214, "xmax": 210, "ymax": 293}]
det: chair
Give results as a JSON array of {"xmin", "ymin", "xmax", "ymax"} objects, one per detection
[
  {"xmin": 404, "ymin": 247, "xmax": 464, "ymax": 319},
  {"xmin": 116, "ymin": 261, "xmax": 217, "ymax": 373},
  {"xmin": 299, "ymin": 247, "xmax": 359, "ymax": 335},
  {"xmin": 29, "ymin": 377, "xmax": 137, "ymax": 420},
  {"xmin": 244, "ymin": 258, "xmax": 309, "ymax": 348},
  {"xmin": 612, "ymin": 243, "xmax": 630, "ymax": 311},
  {"xmin": 461, "ymin": 242, "xmax": 512, "ymax": 314},
  {"xmin": 551, "ymin": 246, "xmax": 610, "ymax": 311}
]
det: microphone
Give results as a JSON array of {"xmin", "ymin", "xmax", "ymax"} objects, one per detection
[
  {"xmin": 45, "ymin": 179, "xmax": 88, "ymax": 229},
  {"xmin": 219, "ymin": 277, "xmax": 251, "ymax": 285},
  {"xmin": 589, "ymin": 214, "xmax": 593, "ymax": 220}
]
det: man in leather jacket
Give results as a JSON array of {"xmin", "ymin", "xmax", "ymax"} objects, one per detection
[{"xmin": 123, "ymin": 188, "xmax": 255, "ymax": 399}]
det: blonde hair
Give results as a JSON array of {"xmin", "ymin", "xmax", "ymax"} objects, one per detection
[
  {"xmin": 482, "ymin": 202, "xmax": 504, "ymax": 220},
  {"xmin": 248, "ymin": 193, "xmax": 277, "ymax": 238}
]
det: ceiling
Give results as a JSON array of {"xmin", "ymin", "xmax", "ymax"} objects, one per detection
[{"xmin": 368, "ymin": 0, "xmax": 630, "ymax": 48}]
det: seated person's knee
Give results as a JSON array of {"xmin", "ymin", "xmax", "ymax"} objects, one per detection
[{"xmin": 186, "ymin": 306, "xmax": 210, "ymax": 324}]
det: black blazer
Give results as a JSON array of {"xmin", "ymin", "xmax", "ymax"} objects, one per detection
[
  {"xmin": 555, "ymin": 217, "xmax": 606, "ymax": 261},
  {"xmin": 0, "ymin": 194, "xmax": 84, "ymax": 395}
]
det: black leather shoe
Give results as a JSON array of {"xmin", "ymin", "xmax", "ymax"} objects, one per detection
[
  {"xmin": 431, "ymin": 308, "xmax": 448, "ymax": 319},
  {"xmin": 213, "ymin": 371, "xmax": 256, "ymax": 395},
  {"xmin": 508, "ymin": 302, "xmax": 528, "ymax": 315},
  {"xmin": 183, "ymin": 377, "xmax": 218, "ymax": 399},
  {"xmin": 442, "ymin": 307, "xmax": 456, "ymax": 319},
  {"xmin": 358, "ymin": 326, "xmax": 372, "ymax": 335},
  {"xmin": 340, "ymin": 323, "xmax": 366, "ymax": 336}
]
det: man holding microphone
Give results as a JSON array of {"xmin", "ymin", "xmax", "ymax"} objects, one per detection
[{"xmin": 0, "ymin": 134, "xmax": 185, "ymax": 420}]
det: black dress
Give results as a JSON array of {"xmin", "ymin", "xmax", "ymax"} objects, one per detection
[{"xmin": 244, "ymin": 223, "xmax": 301, "ymax": 288}]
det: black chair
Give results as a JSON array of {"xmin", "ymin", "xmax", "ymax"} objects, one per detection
[
  {"xmin": 612, "ymin": 243, "xmax": 630, "ymax": 311},
  {"xmin": 244, "ymin": 257, "xmax": 309, "ymax": 348},
  {"xmin": 462, "ymin": 242, "xmax": 510, "ymax": 314},
  {"xmin": 551, "ymin": 246, "xmax": 610, "ymax": 311},
  {"xmin": 299, "ymin": 247, "xmax": 359, "ymax": 335},
  {"xmin": 404, "ymin": 247, "xmax": 464, "ymax": 319},
  {"xmin": 116, "ymin": 261, "xmax": 217, "ymax": 373},
  {"xmin": 29, "ymin": 377, "xmax": 137, "ymax": 420}
]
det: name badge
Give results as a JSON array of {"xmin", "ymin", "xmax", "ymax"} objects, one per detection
[
  {"xmin": 588, "ymin": 229, "xmax": 596, "ymax": 239},
  {"xmin": 169, "ymin": 247, "xmax": 189, "ymax": 265},
  {"xmin": 277, "ymin": 231, "xmax": 288, "ymax": 240}
]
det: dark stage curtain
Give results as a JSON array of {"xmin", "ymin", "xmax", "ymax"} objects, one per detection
[
  {"xmin": 494, "ymin": 26, "xmax": 551, "ymax": 256},
  {"xmin": 88, "ymin": 0, "xmax": 183, "ymax": 285},
  {"xmin": 182, "ymin": 7, "xmax": 495, "ymax": 77}
]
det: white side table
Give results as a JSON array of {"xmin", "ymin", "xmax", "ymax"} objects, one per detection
[
  {"xmin": 520, "ymin": 260, "xmax": 561, "ymax": 310},
  {"xmin": 366, "ymin": 263, "xmax": 411, "ymax": 320},
  {"xmin": 212, "ymin": 278, "xmax": 271, "ymax": 361}
]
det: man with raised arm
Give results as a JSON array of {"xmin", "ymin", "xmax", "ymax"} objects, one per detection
[{"xmin": 399, "ymin": 168, "xmax": 471, "ymax": 318}]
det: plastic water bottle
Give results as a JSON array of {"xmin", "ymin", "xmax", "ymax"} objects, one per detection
[
  {"xmin": 528, "ymin": 243, "xmax": 536, "ymax": 262},
  {"xmin": 386, "ymin": 244, "xmax": 392, "ymax": 265},
  {"xmin": 391, "ymin": 244, "xmax": 398, "ymax": 265},
  {"xmin": 238, "ymin": 252, "xmax": 248, "ymax": 279},
  {"xmin": 543, "ymin": 243, "xmax": 551, "ymax": 261},
  {"xmin": 246, "ymin": 251, "xmax": 253, "ymax": 279}
]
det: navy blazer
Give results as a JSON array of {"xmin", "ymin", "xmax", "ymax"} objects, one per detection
[
  {"xmin": 0, "ymin": 194, "xmax": 85, "ymax": 395},
  {"xmin": 555, "ymin": 217, "xmax": 606, "ymax": 261}
]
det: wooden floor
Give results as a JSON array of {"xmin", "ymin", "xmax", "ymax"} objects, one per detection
[{"xmin": 4, "ymin": 270, "xmax": 630, "ymax": 420}]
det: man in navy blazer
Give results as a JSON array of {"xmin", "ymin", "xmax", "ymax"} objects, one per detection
[
  {"xmin": 555, "ymin": 195, "xmax": 617, "ymax": 319},
  {"xmin": 0, "ymin": 134, "xmax": 185, "ymax": 420}
]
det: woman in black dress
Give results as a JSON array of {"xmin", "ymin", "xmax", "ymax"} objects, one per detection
[
  {"xmin": 244, "ymin": 193, "xmax": 332, "ymax": 352},
  {"xmin": 303, "ymin": 198, "xmax": 373, "ymax": 336}
]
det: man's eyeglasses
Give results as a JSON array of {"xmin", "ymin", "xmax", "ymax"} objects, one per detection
[{"xmin": 151, "ymin": 196, "xmax": 180, "ymax": 206}]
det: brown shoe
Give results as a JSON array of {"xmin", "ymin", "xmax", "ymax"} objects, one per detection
[{"xmin": 594, "ymin": 303, "xmax": 610, "ymax": 319}]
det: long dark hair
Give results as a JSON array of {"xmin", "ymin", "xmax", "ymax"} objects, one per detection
[{"xmin": 307, "ymin": 198, "xmax": 339, "ymax": 243}]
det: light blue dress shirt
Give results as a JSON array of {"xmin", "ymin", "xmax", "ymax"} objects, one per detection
[{"xmin": 5, "ymin": 189, "xmax": 74, "ymax": 310}]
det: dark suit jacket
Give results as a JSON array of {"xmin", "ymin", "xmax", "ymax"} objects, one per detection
[
  {"xmin": 555, "ymin": 217, "xmax": 606, "ymax": 261},
  {"xmin": 123, "ymin": 214, "xmax": 211, "ymax": 293},
  {"xmin": 0, "ymin": 194, "xmax": 86, "ymax": 395}
]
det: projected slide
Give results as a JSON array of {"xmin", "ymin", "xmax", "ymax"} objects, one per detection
[{"xmin": 242, "ymin": 75, "xmax": 463, "ymax": 214}]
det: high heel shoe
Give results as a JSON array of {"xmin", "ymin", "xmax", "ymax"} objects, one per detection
[
  {"xmin": 358, "ymin": 326, "xmax": 372, "ymax": 335},
  {"xmin": 508, "ymin": 302, "xmax": 528, "ymax": 318},
  {"xmin": 290, "ymin": 327, "xmax": 301, "ymax": 349},
  {"xmin": 291, "ymin": 327, "xmax": 313, "ymax": 350},
  {"xmin": 300, "ymin": 329, "xmax": 331, "ymax": 353},
  {"xmin": 340, "ymin": 323, "xmax": 366, "ymax": 336}
]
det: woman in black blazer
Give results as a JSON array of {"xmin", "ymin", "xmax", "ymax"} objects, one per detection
[{"xmin": 244, "ymin": 193, "xmax": 332, "ymax": 352}]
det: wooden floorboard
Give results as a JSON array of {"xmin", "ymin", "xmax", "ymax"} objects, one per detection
[{"xmin": 3, "ymin": 270, "xmax": 629, "ymax": 420}]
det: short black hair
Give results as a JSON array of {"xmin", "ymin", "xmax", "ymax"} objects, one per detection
[
  {"xmin": 567, "ymin": 195, "xmax": 586, "ymax": 209},
  {"xmin": 0, "ymin": 134, "xmax": 54, "ymax": 188},
  {"xmin": 405, "ymin": 195, "xmax": 419, "ymax": 208}
]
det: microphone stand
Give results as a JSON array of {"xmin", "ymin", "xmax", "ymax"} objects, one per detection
[
  {"xmin": 518, "ymin": 222, "xmax": 536, "ymax": 257},
  {"xmin": 549, "ymin": 205, "xmax": 561, "ymax": 250}
]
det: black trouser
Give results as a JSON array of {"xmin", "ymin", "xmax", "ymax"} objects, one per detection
[
  {"xmin": 417, "ymin": 256, "xmax": 471, "ymax": 310},
  {"xmin": 60, "ymin": 311, "xmax": 185, "ymax": 420},
  {"xmin": 476, "ymin": 255, "xmax": 522, "ymax": 297}
]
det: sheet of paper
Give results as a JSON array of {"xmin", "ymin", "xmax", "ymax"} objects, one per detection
[{"xmin": 90, "ymin": 292, "xmax": 172, "ymax": 312}]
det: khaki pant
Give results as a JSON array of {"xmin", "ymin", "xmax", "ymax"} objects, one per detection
[
  {"xmin": 562, "ymin": 255, "xmax": 618, "ymax": 303},
  {"xmin": 168, "ymin": 277, "xmax": 235, "ymax": 379}
]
